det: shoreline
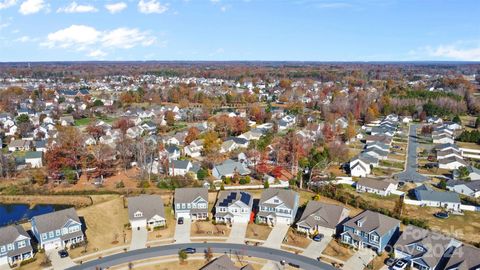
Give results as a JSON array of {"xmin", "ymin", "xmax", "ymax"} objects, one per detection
[{"xmin": 0, "ymin": 195, "xmax": 93, "ymax": 208}]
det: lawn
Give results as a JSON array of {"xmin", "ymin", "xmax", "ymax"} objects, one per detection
[
  {"xmin": 190, "ymin": 221, "xmax": 230, "ymax": 237},
  {"xmin": 457, "ymin": 141, "xmax": 480, "ymax": 150},
  {"xmin": 321, "ymin": 239, "xmax": 354, "ymax": 261},
  {"xmin": 74, "ymin": 116, "xmax": 116, "ymax": 126},
  {"xmin": 366, "ymin": 252, "xmax": 389, "ymax": 270},
  {"xmin": 283, "ymin": 228, "xmax": 311, "ymax": 249},
  {"xmin": 245, "ymin": 223, "xmax": 272, "ymax": 241},
  {"xmin": 147, "ymin": 206, "xmax": 175, "ymax": 242},
  {"xmin": 69, "ymin": 196, "xmax": 129, "ymax": 258}
]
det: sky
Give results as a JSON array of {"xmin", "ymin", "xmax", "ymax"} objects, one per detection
[{"xmin": 0, "ymin": 0, "xmax": 479, "ymax": 62}]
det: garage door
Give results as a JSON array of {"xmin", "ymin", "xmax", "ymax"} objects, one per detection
[
  {"xmin": 44, "ymin": 240, "xmax": 61, "ymax": 250},
  {"xmin": 176, "ymin": 212, "xmax": 190, "ymax": 219},
  {"xmin": 277, "ymin": 217, "xmax": 291, "ymax": 224},
  {"xmin": 0, "ymin": 255, "xmax": 8, "ymax": 266},
  {"xmin": 131, "ymin": 219, "xmax": 146, "ymax": 229}
]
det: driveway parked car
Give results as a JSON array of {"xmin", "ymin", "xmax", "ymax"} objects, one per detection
[
  {"xmin": 178, "ymin": 217, "xmax": 184, "ymax": 225},
  {"xmin": 58, "ymin": 250, "xmax": 69, "ymax": 258},
  {"xmin": 312, "ymin": 234, "xmax": 324, "ymax": 242},
  {"xmin": 385, "ymin": 257, "xmax": 395, "ymax": 267},
  {"xmin": 393, "ymin": 259, "xmax": 408, "ymax": 270}
]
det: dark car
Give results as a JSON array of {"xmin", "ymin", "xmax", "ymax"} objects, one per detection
[
  {"xmin": 434, "ymin": 211, "xmax": 449, "ymax": 219},
  {"xmin": 288, "ymin": 262, "xmax": 300, "ymax": 268},
  {"xmin": 385, "ymin": 258, "xmax": 396, "ymax": 267},
  {"xmin": 58, "ymin": 249, "xmax": 69, "ymax": 258},
  {"xmin": 178, "ymin": 217, "xmax": 184, "ymax": 225},
  {"xmin": 182, "ymin": 248, "xmax": 196, "ymax": 254},
  {"xmin": 312, "ymin": 234, "xmax": 324, "ymax": 242}
]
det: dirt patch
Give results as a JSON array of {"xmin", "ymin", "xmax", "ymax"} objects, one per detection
[
  {"xmin": 283, "ymin": 228, "xmax": 311, "ymax": 249},
  {"xmin": 322, "ymin": 239, "xmax": 354, "ymax": 261},
  {"xmin": 246, "ymin": 223, "xmax": 272, "ymax": 241},
  {"xmin": 366, "ymin": 252, "xmax": 389, "ymax": 270},
  {"xmin": 0, "ymin": 195, "xmax": 92, "ymax": 207},
  {"xmin": 190, "ymin": 221, "xmax": 230, "ymax": 237}
]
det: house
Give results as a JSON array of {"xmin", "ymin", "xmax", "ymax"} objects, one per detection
[
  {"xmin": 427, "ymin": 117, "xmax": 443, "ymax": 124},
  {"xmin": 349, "ymin": 154, "xmax": 378, "ymax": 177},
  {"xmin": 437, "ymin": 148, "xmax": 463, "ymax": 160},
  {"xmin": 435, "ymin": 143, "xmax": 459, "ymax": 152},
  {"xmin": 168, "ymin": 160, "xmax": 193, "ymax": 176},
  {"xmin": 164, "ymin": 145, "xmax": 181, "ymax": 160},
  {"xmin": 446, "ymin": 180, "xmax": 480, "ymax": 198},
  {"xmin": 257, "ymin": 189, "xmax": 299, "ymax": 225},
  {"xmin": 8, "ymin": 140, "xmax": 31, "ymax": 152},
  {"xmin": 214, "ymin": 191, "xmax": 253, "ymax": 224},
  {"xmin": 31, "ymin": 208, "xmax": 84, "ymax": 250},
  {"xmin": 33, "ymin": 140, "xmax": 47, "ymax": 152},
  {"xmin": 365, "ymin": 142, "xmax": 389, "ymax": 152},
  {"xmin": 413, "ymin": 185, "xmax": 461, "ymax": 211},
  {"xmin": 184, "ymin": 139, "xmax": 203, "ymax": 158},
  {"xmin": 394, "ymin": 225, "xmax": 459, "ymax": 270},
  {"xmin": 174, "ymin": 187, "xmax": 209, "ymax": 220},
  {"xmin": 219, "ymin": 140, "xmax": 238, "ymax": 153},
  {"xmin": 238, "ymin": 129, "xmax": 263, "ymax": 141},
  {"xmin": 445, "ymin": 244, "xmax": 480, "ymax": 270},
  {"xmin": 0, "ymin": 225, "xmax": 33, "ymax": 266},
  {"xmin": 401, "ymin": 116, "xmax": 412, "ymax": 123},
  {"xmin": 363, "ymin": 147, "xmax": 389, "ymax": 160},
  {"xmin": 335, "ymin": 117, "xmax": 348, "ymax": 129},
  {"xmin": 296, "ymin": 201, "xmax": 349, "ymax": 237},
  {"xmin": 356, "ymin": 178, "xmax": 398, "ymax": 196},
  {"xmin": 443, "ymin": 121, "xmax": 462, "ymax": 131},
  {"xmin": 200, "ymin": 254, "xmax": 254, "ymax": 270},
  {"xmin": 128, "ymin": 195, "xmax": 166, "ymax": 230},
  {"xmin": 453, "ymin": 166, "xmax": 480, "ymax": 181},
  {"xmin": 59, "ymin": 116, "xmax": 74, "ymax": 126},
  {"xmin": 438, "ymin": 156, "xmax": 468, "ymax": 170},
  {"xmin": 24, "ymin": 151, "xmax": 43, "ymax": 168},
  {"xmin": 340, "ymin": 210, "xmax": 400, "ymax": 252},
  {"xmin": 433, "ymin": 134, "xmax": 454, "ymax": 144},
  {"xmin": 212, "ymin": 159, "xmax": 251, "ymax": 179}
]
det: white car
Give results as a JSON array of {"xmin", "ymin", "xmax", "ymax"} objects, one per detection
[{"xmin": 393, "ymin": 259, "xmax": 408, "ymax": 270}]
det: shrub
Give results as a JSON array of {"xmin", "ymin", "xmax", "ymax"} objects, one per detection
[{"xmin": 116, "ymin": 181, "xmax": 125, "ymax": 188}]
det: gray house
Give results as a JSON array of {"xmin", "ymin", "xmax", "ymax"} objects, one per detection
[
  {"xmin": 296, "ymin": 201, "xmax": 349, "ymax": 237},
  {"xmin": 257, "ymin": 189, "xmax": 299, "ymax": 225},
  {"xmin": 174, "ymin": 187, "xmax": 209, "ymax": 220},
  {"xmin": 31, "ymin": 208, "xmax": 84, "ymax": 250},
  {"xmin": 128, "ymin": 195, "xmax": 166, "ymax": 230},
  {"xmin": 413, "ymin": 185, "xmax": 461, "ymax": 211},
  {"xmin": 0, "ymin": 225, "xmax": 33, "ymax": 266},
  {"xmin": 212, "ymin": 159, "xmax": 251, "ymax": 179},
  {"xmin": 446, "ymin": 179, "xmax": 480, "ymax": 198},
  {"xmin": 340, "ymin": 210, "xmax": 400, "ymax": 252},
  {"xmin": 394, "ymin": 225, "xmax": 460, "ymax": 270}
]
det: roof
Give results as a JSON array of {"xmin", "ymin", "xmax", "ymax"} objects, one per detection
[
  {"xmin": 31, "ymin": 208, "xmax": 81, "ymax": 234},
  {"xmin": 357, "ymin": 178, "xmax": 396, "ymax": 191},
  {"xmin": 214, "ymin": 159, "xmax": 251, "ymax": 177},
  {"xmin": 259, "ymin": 188, "xmax": 298, "ymax": 210},
  {"xmin": 127, "ymin": 195, "xmax": 165, "ymax": 221},
  {"xmin": 343, "ymin": 210, "xmax": 400, "ymax": 236},
  {"xmin": 216, "ymin": 191, "xmax": 253, "ymax": 208},
  {"xmin": 445, "ymin": 245, "xmax": 480, "ymax": 270},
  {"xmin": 25, "ymin": 151, "xmax": 42, "ymax": 159},
  {"xmin": 394, "ymin": 225, "xmax": 455, "ymax": 268},
  {"xmin": 447, "ymin": 179, "xmax": 480, "ymax": 191},
  {"xmin": 171, "ymin": 159, "xmax": 191, "ymax": 170},
  {"xmin": 174, "ymin": 187, "xmax": 208, "ymax": 204},
  {"xmin": 438, "ymin": 156, "xmax": 468, "ymax": 166},
  {"xmin": 414, "ymin": 185, "xmax": 461, "ymax": 203},
  {"xmin": 394, "ymin": 170, "xmax": 429, "ymax": 183},
  {"xmin": 297, "ymin": 201, "xmax": 349, "ymax": 230},
  {"xmin": 0, "ymin": 224, "xmax": 30, "ymax": 246},
  {"xmin": 200, "ymin": 255, "xmax": 254, "ymax": 270}
]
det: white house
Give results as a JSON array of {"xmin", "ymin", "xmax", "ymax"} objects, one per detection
[
  {"xmin": 356, "ymin": 178, "xmax": 398, "ymax": 196},
  {"xmin": 214, "ymin": 191, "xmax": 253, "ymax": 224},
  {"xmin": 257, "ymin": 189, "xmax": 299, "ymax": 225},
  {"xmin": 128, "ymin": 195, "xmax": 166, "ymax": 230},
  {"xmin": 438, "ymin": 156, "xmax": 468, "ymax": 170}
]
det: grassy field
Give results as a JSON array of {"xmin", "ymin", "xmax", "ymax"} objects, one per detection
[
  {"xmin": 246, "ymin": 223, "xmax": 272, "ymax": 241},
  {"xmin": 190, "ymin": 221, "xmax": 230, "ymax": 237},
  {"xmin": 74, "ymin": 116, "xmax": 115, "ymax": 126}
]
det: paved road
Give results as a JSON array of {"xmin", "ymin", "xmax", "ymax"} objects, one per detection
[
  {"xmin": 67, "ymin": 243, "xmax": 335, "ymax": 270},
  {"xmin": 394, "ymin": 124, "xmax": 428, "ymax": 183}
]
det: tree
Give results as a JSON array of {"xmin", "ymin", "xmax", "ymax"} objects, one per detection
[
  {"xmin": 345, "ymin": 118, "xmax": 356, "ymax": 142},
  {"xmin": 86, "ymin": 125, "xmax": 105, "ymax": 140},
  {"xmin": 16, "ymin": 114, "xmax": 30, "ymax": 124},
  {"xmin": 197, "ymin": 168, "xmax": 208, "ymax": 180},
  {"xmin": 457, "ymin": 166, "xmax": 471, "ymax": 181},
  {"xmin": 178, "ymin": 250, "xmax": 188, "ymax": 263},
  {"xmin": 202, "ymin": 131, "xmax": 219, "ymax": 155},
  {"xmin": 475, "ymin": 117, "xmax": 480, "ymax": 128},
  {"xmin": 205, "ymin": 247, "xmax": 213, "ymax": 262},
  {"xmin": 263, "ymin": 180, "xmax": 269, "ymax": 188},
  {"xmin": 185, "ymin": 127, "xmax": 200, "ymax": 145},
  {"xmin": 452, "ymin": 115, "xmax": 462, "ymax": 124},
  {"xmin": 93, "ymin": 99, "xmax": 104, "ymax": 107},
  {"xmin": 165, "ymin": 111, "xmax": 175, "ymax": 126}
]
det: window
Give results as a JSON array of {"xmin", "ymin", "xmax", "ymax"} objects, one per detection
[
  {"xmin": 176, "ymin": 203, "xmax": 180, "ymax": 209},
  {"xmin": 7, "ymin": 244, "xmax": 13, "ymax": 251},
  {"xmin": 187, "ymin": 203, "xmax": 191, "ymax": 209},
  {"xmin": 182, "ymin": 203, "xmax": 186, "ymax": 209},
  {"xmin": 0, "ymin": 246, "xmax": 5, "ymax": 253},
  {"xmin": 49, "ymin": 232, "xmax": 54, "ymax": 238},
  {"xmin": 62, "ymin": 228, "xmax": 68, "ymax": 235},
  {"xmin": 416, "ymin": 245, "xmax": 424, "ymax": 252},
  {"xmin": 192, "ymin": 204, "xmax": 197, "ymax": 209},
  {"xmin": 41, "ymin": 234, "xmax": 47, "ymax": 240},
  {"xmin": 56, "ymin": 230, "xmax": 60, "ymax": 236},
  {"xmin": 371, "ymin": 235, "xmax": 379, "ymax": 243},
  {"xmin": 344, "ymin": 235, "xmax": 351, "ymax": 243},
  {"xmin": 354, "ymin": 229, "xmax": 360, "ymax": 236},
  {"xmin": 274, "ymin": 199, "xmax": 280, "ymax": 203},
  {"xmin": 134, "ymin": 212, "xmax": 143, "ymax": 218},
  {"xmin": 18, "ymin": 241, "xmax": 26, "ymax": 248}
]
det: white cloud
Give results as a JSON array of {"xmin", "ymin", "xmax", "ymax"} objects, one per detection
[
  {"xmin": 427, "ymin": 45, "xmax": 480, "ymax": 61},
  {"xmin": 88, "ymin": 49, "xmax": 107, "ymax": 58},
  {"xmin": 19, "ymin": 0, "xmax": 46, "ymax": 15},
  {"xmin": 102, "ymin": 27, "xmax": 155, "ymax": 49},
  {"xmin": 0, "ymin": 0, "xmax": 17, "ymax": 10},
  {"xmin": 57, "ymin": 1, "xmax": 98, "ymax": 13},
  {"xmin": 42, "ymin": 25, "xmax": 157, "ymax": 57},
  {"xmin": 42, "ymin": 25, "xmax": 100, "ymax": 49},
  {"xmin": 15, "ymin": 35, "xmax": 31, "ymax": 42},
  {"xmin": 138, "ymin": 0, "xmax": 168, "ymax": 14},
  {"xmin": 105, "ymin": 2, "xmax": 127, "ymax": 14}
]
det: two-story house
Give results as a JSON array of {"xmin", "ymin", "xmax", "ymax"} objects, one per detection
[
  {"xmin": 296, "ymin": 201, "xmax": 349, "ymax": 237},
  {"xmin": 214, "ymin": 191, "xmax": 253, "ymax": 224},
  {"xmin": 340, "ymin": 210, "xmax": 400, "ymax": 252},
  {"xmin": 31, "ymin": 208, "xmax": 84, "ymax": 250},
  {"xmin": 394, "ymin": 225, "xmax": 460, "ymax": 270},
  {"xmin": 174, "ymin": 188, "xmax": 209, "ymax": 220},
  {"xmin": 257, "ymin": 189, "xmax": 299, "ymax": 225},
  {"xmin": 0, "ymin": 225, "xmax": 33, "ymax": 266},
  {"xmin": 128, "ymin": 195, "xmax": 166, "ymax": 230}
]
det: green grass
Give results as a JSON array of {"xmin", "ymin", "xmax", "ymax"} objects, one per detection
[{"xmin": 75, "ymin": 117, "xmax": 115, "ymax": 126}]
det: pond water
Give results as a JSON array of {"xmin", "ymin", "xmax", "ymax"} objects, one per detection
[{"xmin": 0, "ymin": 203, "xmax": 71, "ymax": 227}]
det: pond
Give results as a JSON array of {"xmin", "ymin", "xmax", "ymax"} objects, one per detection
[{"xmin": 0, "ymin": 203, "xmax": 71, "ymax": 227}]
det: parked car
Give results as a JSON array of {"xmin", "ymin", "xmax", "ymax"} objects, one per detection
[
  {"xmin": 178, "ymin": 217, "xmax": 184, "ymax": 225},
  {"xmin": 58, "ymin": 249, "xmax": 69, "ymax": 258},
  {"xmin": 288, "ymin": 262, "xmax": 300, "ymax": 268},
  {"xmin": 280, "ymin": 260, "xmax": 286, "ymax": 265},
  {"xmin": 312, "ymin": 234, "xmax": 324, "ymax": 242},
  {"xmin": 182, "ymin": 248, "xmax": 196, "ymax": 254},
  {"xmin": 434, "ymin": 211, "xmax": 449, "ymax": 219},
  {"xmin": 385, "ymin": 258, "xmax": 395, "ymax": 267},
  {"xmin": 393, "ymin": 259, "xmax": 408, "ymax": 270}
]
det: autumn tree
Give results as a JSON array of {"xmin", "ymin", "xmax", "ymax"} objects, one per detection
[
  {"xmin": 86, "ymin": 124, "xmax": 105, "ymax": 140},
  {"xmin": 165, "ymin": 111, "xmax": 175, "ymax": 126},
  {"xmin": 185, "ymin": 127, "xmax": 200, "ymax": 145},
  {"xmin": 202, "ymin": 131, "xmax": 220, "ymax": 155}
]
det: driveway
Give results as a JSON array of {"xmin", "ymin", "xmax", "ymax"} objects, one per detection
[
  {"xmin": 227, "ymin": 222, "xmax": 248, "ymax": 244},
  {"xmin": 130, "ymin": 226, "xmax": 147, "ymax": 250},
  {"xmin": 263, "ymin": 223, "xmax": 290, "ymax": 249},
  {"xmin": 342, "ymin": 248, "xmax": 376, "ymax": 270},
  {"xmin": 174, "ymin": 218, "xmax": 191, "ymax": 243},
  {"xmin": 302, "ymin": 234, "xmax": 332, "ymax": 259},
  {"xmin": 0, "ymin": 263, "xmax": 10, "ymax": 270},
  {"xmin": 47, "ymin": 249, "xmax": 76, "ymax": 270}
]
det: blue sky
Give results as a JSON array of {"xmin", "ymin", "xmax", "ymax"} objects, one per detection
[{"xmin": 0, "ymin": 0, "xmax": 479, "ymax": 61}]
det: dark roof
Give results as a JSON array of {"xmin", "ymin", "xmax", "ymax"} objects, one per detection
[
  {"xmin": 343, "ymin": 210, "xmax": 400, "ymax": 236},
  {"xmin": 217, "ymin": 191, "xmax": 252, "ymax": 208},
  {"xmin": 414, "ymin": 185, "xmax": 461, "ymax": 203}
]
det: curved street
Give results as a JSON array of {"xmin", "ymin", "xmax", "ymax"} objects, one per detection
[{"xmin": 67, "ymin": 242, "xmax": 336, "ymax": 270}]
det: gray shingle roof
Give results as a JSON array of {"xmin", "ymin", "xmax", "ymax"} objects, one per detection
[
  {"xmin": 259, "ymin": 188, "xmax": 298, "ymax": 209},
  {"xmin": 445, "ymin": 244, "xmax": 480, "ymax": 270},
  {"xmin": 343, "ymin": 210, "xmax": 400, "ymax": 236},
  {"xmin": 297, "ymin": 201, "xmax": 349, "ymax": 230},
  {"xmin": 214, "ymin": 159, "xmax": 251, "ymax": 177},
  {"xmin": 357, "ymin": 178, "xmax": 396, "ymax": 191},
  {"xmin": 174, "ymin": 187, "xmax": 208, "ymax": 204},
  {"xmin": 414, "ymin": 185, "xmax": 461, "ymax": 203},
  {"xmin": 0, "ymin": 225, "xmax": 30, "ymax": 246},
  {"xmin": 200, "ymin": 254, "xmax": 254, "ymax": 270},
  {"xmin": 31, "ymin": 208, "xmax": 81, "ymax": 234},
  {"xmin": 127, "ymin": 195, "xmax": 165, "ymax": 221}
]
